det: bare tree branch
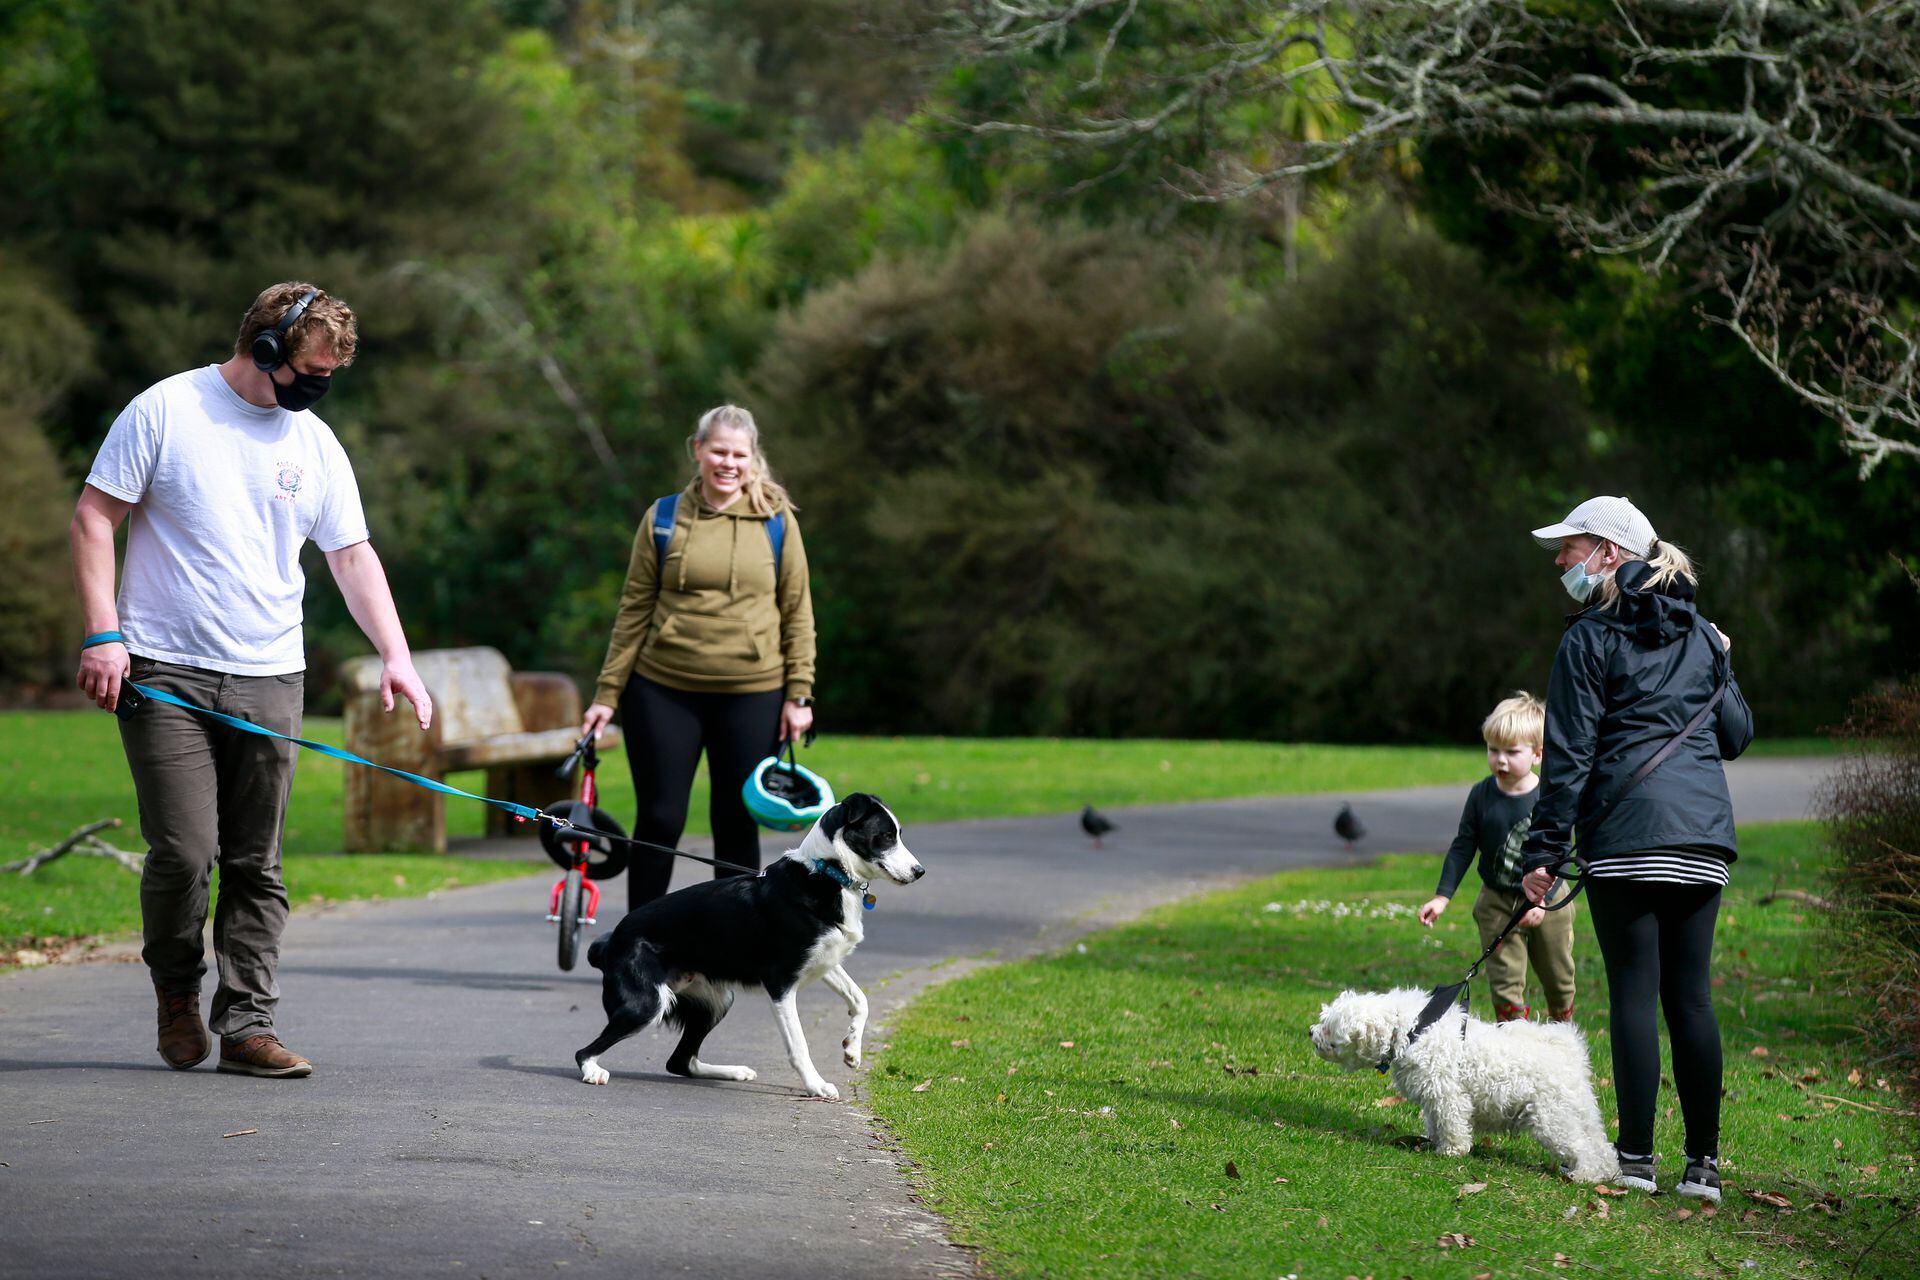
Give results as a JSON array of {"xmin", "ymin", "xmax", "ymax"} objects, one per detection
[{"xmin": 938, "ymin": 0, "xmax": 1920, "ymax": 471}]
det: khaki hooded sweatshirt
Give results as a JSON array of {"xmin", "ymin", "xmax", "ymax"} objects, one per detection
[{"xmin": 592, "ymin": 483, "xmax": 815, "ymax": 706}]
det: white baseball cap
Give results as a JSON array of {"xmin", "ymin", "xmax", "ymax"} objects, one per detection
[{"xmin": 1530, "ymin": 496, "xmax": 1657, "ymax": 558}]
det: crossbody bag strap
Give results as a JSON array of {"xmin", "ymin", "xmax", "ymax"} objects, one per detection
[{"xmin": 1583, "ymin": 642, "xmax": 1732, "ymax": 835}]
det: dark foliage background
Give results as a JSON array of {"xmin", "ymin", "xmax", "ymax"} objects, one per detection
[{"xmin": 2, "ymin": 0, "xmax": 1911, "ymax": 739}]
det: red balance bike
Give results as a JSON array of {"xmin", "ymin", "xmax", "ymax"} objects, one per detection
[{"xmin": 540, "ymin": 734, "xmax": 629, "ymax": 971}]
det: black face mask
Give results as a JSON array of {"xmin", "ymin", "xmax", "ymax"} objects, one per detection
[{"xmin": 272, "ymin": 367, "xmax": 333, "ymax": 412}]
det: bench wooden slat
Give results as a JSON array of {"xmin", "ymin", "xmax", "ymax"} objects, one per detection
[{"xmin": 442, "ymin": 727, "xmax": 600, "ymax": 771}]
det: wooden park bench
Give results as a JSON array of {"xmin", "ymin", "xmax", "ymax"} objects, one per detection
[{"xmin": 339, "ymin": 646, "xmax": 621, "ymax": 853}]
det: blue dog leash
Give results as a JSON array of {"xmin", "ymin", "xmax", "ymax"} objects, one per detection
[
  {"xmin": 122, "ymin": 681, "xmax": 542, "ymax": 821},
  {"xmin": 115, "ymin": 680, "xmax": 827, "ymax": 885}
]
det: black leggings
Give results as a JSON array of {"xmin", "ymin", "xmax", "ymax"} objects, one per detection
[
  {"xmin": 618, "ymin": 675, "xmax": 784, "ymax": 909},
  {"xmin": 1585, "ymin": 877, "xmax": 1723, "ymax": 1158}
]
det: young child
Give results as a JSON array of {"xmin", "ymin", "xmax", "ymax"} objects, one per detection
[{"xmin": 1417, "ymin": 692, "xmax": 1577, "ymax": 1022}]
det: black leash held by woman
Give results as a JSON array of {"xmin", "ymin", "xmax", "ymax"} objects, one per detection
[{"xmin": 1391, "ymin": 655, "xmax": 1733, "ymax": 1068}]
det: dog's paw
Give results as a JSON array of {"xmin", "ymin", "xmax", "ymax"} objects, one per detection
[
  {"xmin": 580, "ymin": 1059, "xmax": 610, "ymax": 1086},
  {"xmin": 842, "ymin": 1035, "xmax": 862, "ymax": 1069},
  {"xmin": 807, "ymin": 1080, "xmax": 841, "ymax": 1102}
]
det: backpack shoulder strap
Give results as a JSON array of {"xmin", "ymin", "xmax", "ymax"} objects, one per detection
[
  {"xmin": 766, "ymin": 510, "xmax": 785, "ymax": 579},
  {"xmin": 651, "ymin": 493, "xmax": 680, "ymax": 565}
]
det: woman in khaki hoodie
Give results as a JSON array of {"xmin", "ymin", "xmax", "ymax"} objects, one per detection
[{"xmin": 580, "ymin": 406, "xmax": 816, "ymax": 908}]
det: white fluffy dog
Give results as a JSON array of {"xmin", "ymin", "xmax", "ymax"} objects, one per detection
[{"xmin": 1309, "ymin": 988, "xmax": 1618, "ymax": 1182}]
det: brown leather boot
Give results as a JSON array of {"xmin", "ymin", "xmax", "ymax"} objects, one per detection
[
  {"xmin": 218, "ymin": 1033, "xmax": 313, "ymax": 1078},
  {"xmin": 155, "ymin": 983, "xmax": 211, "ymax": 1070}
]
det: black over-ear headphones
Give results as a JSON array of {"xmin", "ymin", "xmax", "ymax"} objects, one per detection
[{"xmin": 250, "ymin": 288, "xmax": 321, "ymax": 372}]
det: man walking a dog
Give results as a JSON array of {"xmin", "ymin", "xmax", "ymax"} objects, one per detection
[{"xmin": 71, "ymin": 282, "xmax": 432, "ymax": 1078}]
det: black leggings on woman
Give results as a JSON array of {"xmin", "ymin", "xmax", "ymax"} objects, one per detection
[
  {"xmin": 618, "ymin": 675, "xmax": 784, "ymax": 909},
  {"xmin": 1585, "ymin": 877, "xmax": 1723, "ymax": 1159}
]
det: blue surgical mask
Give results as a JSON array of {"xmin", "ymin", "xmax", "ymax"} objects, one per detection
[{"xmin": 1560, "ymin": 545, "xmax": 1606, "ymax": 603}]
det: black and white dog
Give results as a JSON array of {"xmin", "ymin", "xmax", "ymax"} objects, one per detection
[{"xmin": 576, "ymin": 793, "xmax": 924, "ymax": 1100}]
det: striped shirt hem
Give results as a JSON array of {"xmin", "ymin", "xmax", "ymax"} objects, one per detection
[{"xmin": 1587, "ymin": 851, "xmax": 1730, "ymax": 887}]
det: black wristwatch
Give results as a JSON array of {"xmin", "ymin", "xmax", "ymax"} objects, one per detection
[{"xmin": 791, "ymin": 696, "xmax": 815, "ymax": 708}]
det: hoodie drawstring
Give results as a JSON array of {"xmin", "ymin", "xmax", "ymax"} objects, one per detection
[
  {"xmin": 675, "ymin": 500, "xmax": 759, "ymax": 595},
  {"xmin": 727, "ymin": 516, "xmax": 739, "ymax": 597}
]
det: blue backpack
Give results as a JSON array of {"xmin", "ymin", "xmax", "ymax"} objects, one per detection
[{"xmin": 651, "ymin": 493, "xmax": 784, "ymax": 579}]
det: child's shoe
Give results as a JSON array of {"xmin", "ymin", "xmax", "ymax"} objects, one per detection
[{"xmin": 1676, "ymin": 1155, "xmax": 1721, "ymax": 1203}]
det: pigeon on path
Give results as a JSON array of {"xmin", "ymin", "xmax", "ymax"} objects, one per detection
[
  {"xmin": 1080, "ymin": 805, "xmax": 1115, "ymax": 849},
  {"xmin": 1334, "ymin": 802, "xmax": 1366, "ymax": 850}
]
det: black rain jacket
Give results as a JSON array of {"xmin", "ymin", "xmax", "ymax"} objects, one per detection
[{"xmin": 1519, "ymin": 559, "xmax": 1754, "ymax": 874}]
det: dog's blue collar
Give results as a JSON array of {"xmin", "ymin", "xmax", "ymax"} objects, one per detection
[{"xmin": 812, "ymin": 858, "xmax": 875, "ymax": 910}]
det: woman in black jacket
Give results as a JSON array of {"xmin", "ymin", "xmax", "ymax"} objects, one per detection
[{"xmin": 1518, "ymin": 496, "xmax": 1753, "ymax": 1204}]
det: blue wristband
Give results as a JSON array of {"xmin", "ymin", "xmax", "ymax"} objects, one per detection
[{"xmin": 82, "ymin": 631, "xmax": 126, "ymax": 650}]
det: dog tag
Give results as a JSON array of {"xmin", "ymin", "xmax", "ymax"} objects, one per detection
[{"xmin": 863, "ymin": 892, "xmax": 876, "ymax": 911}]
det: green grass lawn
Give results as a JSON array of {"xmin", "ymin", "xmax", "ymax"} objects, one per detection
[
  {"xmin": 867, "ymin": 821, "xmax": 1916, "ymax": 1280},
  {"xmin": 0, "ymin": 708, "xmax": 1838, "ymax": 956}
]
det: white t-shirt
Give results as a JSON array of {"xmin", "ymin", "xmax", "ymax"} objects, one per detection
[{"xmin": 85, "ymin": 364, "xmax": 370, "ymax": 676}]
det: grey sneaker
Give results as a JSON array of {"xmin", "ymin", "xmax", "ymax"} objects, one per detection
[
  {"xmin": 1676, "ymin": 1155, "xmax": 1721, "ymax": 1203},
  {"xmin": 1614, "ymin": 1148, "xmax": 1658, "ymax": 1193}
]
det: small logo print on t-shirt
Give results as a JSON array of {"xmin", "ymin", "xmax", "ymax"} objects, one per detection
[{"xmin": 273, "ymin": 462, "xmax": 305, "ymax": 503}]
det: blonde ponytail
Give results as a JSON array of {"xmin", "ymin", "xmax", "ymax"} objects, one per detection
[{"xmin": 1596, "ymin": 538, "xmax": 1696, "ymax": 608}]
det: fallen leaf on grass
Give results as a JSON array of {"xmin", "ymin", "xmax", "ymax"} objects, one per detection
[
  {"xmin": 1374, "ymin": 1095, "xmax": 1406, "ymax": 1107},
  {"xmin": 1225, "ymin": 1161, "xmax": 1241, "ymax": 1179},
  {"xmin": 1437, "ymin": 1232, "xmax": 1476, "ymax": 1249},
  {"xmin": 1594, "ymin": 1185, "xmax": 1630, "ymax": 1197},
  {"xmin": 1676, "ymin": 1208, "xmax": 1693, "ymax": 1222},
  {"xmin": 949, "ymin": 1039, "xmax": 970, "ymax": 1048},
  {"xmin": 1169, "ymin": 1118, "xmax": 1182, "ymax": 1129},
  {"xmin": 1747, "ymin": 1189, "xmax": 1793, "ymax": 1208},
  {"xmin": 1552, "ymin": 1252, "xmax": 1573, "ymax": 1268},
  {"xmin": 1848, "ymin": 1068, "xmax": 1863, "ymax": 1085},
  {"xmin": 1751, "ymin": 1046, "xmax": 1771, "ymax": 1058},
  {"xmin": 910, "ymin": 1079, "xmax": 933, "ymax": 1093},
  {"xmin": 1699, "ymin": 1205, "xmax": 1718, "ymax": 1219},
  {"xmin": 1860, "ymin": 1165, "xmax": 1880, "ymax": 1177},
  {"xmin": 221, "ymin": 1129, "xmax": 257, "ymax": 1139},
  {"xmin": 1273, "ymin": 1176, "xmax": 1289, "ymax": 1183},
  {"xmin": 1458, "ymin": 1182, "xmax": 1488, "ymax": 1196},
  {"xmin": 1209, "ymin": 1203, "xmax": 1225, "ymax": 1212},
  {"xmin": 1059, "ymin": 1041, "xmax": 1075, "ymax": 1050}
]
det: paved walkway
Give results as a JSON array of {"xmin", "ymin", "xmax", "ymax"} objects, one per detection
[{"xmin": 0, "ymin": 758, "xmax": 1830, "ymax": 1278}]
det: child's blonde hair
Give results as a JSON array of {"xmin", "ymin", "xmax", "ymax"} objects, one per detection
[{"xmin": 1482, "ymin": 692, "xmax": 1545, "ymax": 749}]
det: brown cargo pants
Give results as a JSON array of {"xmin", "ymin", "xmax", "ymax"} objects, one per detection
[
  {"xmin": 1471, "ymin": 883, "xmax": 1578, "ymax": 1022},
  {"xmin": 120, "ymin": 656, "xmax": 302, "ymax": 1042}
]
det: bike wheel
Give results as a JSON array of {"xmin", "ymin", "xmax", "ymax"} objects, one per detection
[{"xmin": 557, "ymin": 866, "xmax": 585, "ymax": 971}]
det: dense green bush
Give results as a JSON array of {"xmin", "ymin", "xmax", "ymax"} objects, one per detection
[{"xmin": 751, "ymin": 210, "xmax": 1594, "ymax": 738}]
